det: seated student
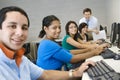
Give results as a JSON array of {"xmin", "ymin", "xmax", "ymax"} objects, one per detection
[
  {"xmin": 36, "ymin": 15, "xmax": 104, "ymax": 71},
  {"xmin": 78, "ymin": 22, "xmax": 89, "ymax": 42},
  {"xmin": 78, "ymin": 22, "xmax": 101, "ymax": 44},
  {"xmin": 62, "ymin": 21, "xmax": 108, "ymax": 70},
  {"xmin": 0, "ymin": 6, "xmax": 96, "ymax": 80}
]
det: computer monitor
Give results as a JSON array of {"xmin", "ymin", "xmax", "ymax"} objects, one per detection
[
  {"xmin": 23, "ymin": 42, "xmax": 30, "ymax": 55},
  {"xmin": 110, "ymin": 22, "xmax": 118, "ymax": 44},
  {"xmin": 99, "ymin": 25, "xmax": 107, "ymax": 34},
  {"xmin": 117, "ymin": 23, "xmax": 120, "ymax": 49},
  {"xmin": 100, "ymin": 25, "xmax": 104, "ymax": 30}
]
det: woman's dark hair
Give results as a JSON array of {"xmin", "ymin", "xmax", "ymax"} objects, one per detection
[
  {"xmin": 78, "ymin": 22, "xmax": 88, "ymax": 33},
  {"xmin": 83, "ymin": 8, "xmax": 92, "ymax": 14},
  {"xmin": 0, "ymin": 6, "xmax": 30, "ymax": 29},
  {"xmin": 65, "ymin": 21, "xmax": 78, "ymax": 41},
  {"xmin": 38, "ymin": 15, "xmax": 60, "ymax": 38}
]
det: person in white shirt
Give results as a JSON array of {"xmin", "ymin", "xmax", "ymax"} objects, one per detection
[{"xmin": 79, "ymin": 8, "xmax": 99, "ymax": 40}]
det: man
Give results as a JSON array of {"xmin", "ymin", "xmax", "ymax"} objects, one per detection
[
  {"xmin": 0, "ymin": 6, "xmax": 95, "ymax": 80},
  {"xmin": 79, "ymin": 8, "xmax": 99, "ymax": 40}
]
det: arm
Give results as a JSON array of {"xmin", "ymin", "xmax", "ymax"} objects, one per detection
[
  {"xmin": 77, "ymin": 38, "xmax": 92, "ymax": 44},
  {"xmin": 38, "ymin": 70, "xmax": 71, "ymax": 80},
  {"xmin": 70, "ymin": 48, "xmax": 91, "ymax": 55},
  {"xmin": 77, "ymin": 38, "xmax": 99, "ymax": 45},
  {"xmin": 70, "ymin": 46, "xmax": 103, "ymax": 63},
  {"xmin": 88, "ymin": 17, "xmax": 99, "ymax": 34},
  {"xmin": 67, "ymin": 37, "xmax": 98, "ymax": 49},
  {"xmin": 70, "ymin": 43, "xmax": 110, "ymax": 63},
  {"xmin": 87, "ymin": 29, "xmax": 99, "ymax": 34},
  {"xmin": 38, "ymin": 61, "xmax": 95, "ymax": 80},
  {"xmin": 77, "ymin": 35, "xmax": 103, "ymax": 45}
]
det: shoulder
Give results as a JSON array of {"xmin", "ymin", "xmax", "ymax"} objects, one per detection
[
  {"xmin": 40, "ymin": 39, "xmax": 52, "ymax": 43},
  {"xmin": 40, "ymin": 40, "xmax": 56, "ymax": 45},
  {"xmin": 80, "ymin": 17, "xmax": 85, "ymax": 20},
  {"xmin": 65, "ymin": 35, "xmax": 70, "ymax": 37},
  {"xmin": 79, "ymin": 17, "xmax": 86, "ymax": 21},
  {"xmin": 40, "ymin": 39, "xmax": 60, "ymax": 49},
  {"xmin": 63, "ymin": 35, "xmax": 71, "ymax": 40},
  {"xmin": 66, "ymin": 35, "xmax": 71, "ymax": 38},
  {"xmin": 79, "ymin": 17, "xmax": 86, "ymax": 24},
  {"xmin": 91, "ymin": 16, "xmax": 98, "ymax": 21}
]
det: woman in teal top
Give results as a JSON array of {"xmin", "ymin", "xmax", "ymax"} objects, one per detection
[{"xmin": 62, "ymin": 35, "xmax": 77, "ymax": 50}]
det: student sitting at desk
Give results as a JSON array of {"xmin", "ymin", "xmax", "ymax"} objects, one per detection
[
  {"xmin": 78, "ymin": 22, "xmax": 101, "ymax": 44},
  {"xmin": 62, "ymin": 21, "xmax": 108, "ymax": 70}
]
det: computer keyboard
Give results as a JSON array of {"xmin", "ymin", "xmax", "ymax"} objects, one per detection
[
  {"xmin": 100, "ymin": 49, "xmax": 117, "ymax": 59},
  {"xmin": 86, "ymin": 60, "xmax": 120, "ymax": 80}
]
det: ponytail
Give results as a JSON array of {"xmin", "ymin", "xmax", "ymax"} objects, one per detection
[{"xmin": 38, "ymin": 29, "xmax": 46, "ymax": 38}]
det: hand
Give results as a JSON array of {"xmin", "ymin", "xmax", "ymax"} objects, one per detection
[
  {"xmin": 100, "ymin": 43, "xmax": 110, "ymax": 49},
  {"xmin": 93, "ymin": 30, "xmax": 99, "ymax": 34},
  {"xmin": 89, "ymin": 43, "xmax": 99, "ymax": 49},
  {"xmin": 95, "ymin": 39, "xmax": 103, "ymax": 44},
  {"xmin": 94, "ymin": 43, "xmax": 110, "ymax": 55},
  {"xmin": 73, "ymin": 61, "xmax": 95, "ymax": 77},
  {"xmin": 93, "ymin": 46, "xmax": 104, "ymax": 55}
]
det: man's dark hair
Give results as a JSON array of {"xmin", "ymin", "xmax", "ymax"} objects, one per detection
[
  {"xmin": 83, "ymin": 8, "xmax": 92, "ymax": 14},
  {"xmin": 0, "ymin": 6, "xmax": 30, "ymax": 29}
]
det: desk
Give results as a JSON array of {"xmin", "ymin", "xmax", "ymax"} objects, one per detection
[{"xmin": 82, "ymin": 46, "xmax": 120, "ymax": 80}]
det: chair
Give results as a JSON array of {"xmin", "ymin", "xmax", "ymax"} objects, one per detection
[{"xmin": 24, "ymin": 42, "xmax": 39, "ymax": 64}]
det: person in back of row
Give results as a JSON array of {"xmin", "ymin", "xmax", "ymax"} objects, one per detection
[
  {"xmin": 78, "ymin": 22, "xmax": 101, "ymax": 44},
  {"xmin": 0, "ymin": 6, "xmax": 96, "ymax": 80}
]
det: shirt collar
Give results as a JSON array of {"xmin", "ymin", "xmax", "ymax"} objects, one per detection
[{"xmin": 0, "ymin": 43, "xmax": 25, "ymax": 67}]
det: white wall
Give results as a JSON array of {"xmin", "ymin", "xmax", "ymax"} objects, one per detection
[
  {"xmin": 106, "ymin": 0, "xmax": 120, "ymax": 35},
  {"xmin": 0, "ymin": 0, "xmax": 117, "ymax": 42}
]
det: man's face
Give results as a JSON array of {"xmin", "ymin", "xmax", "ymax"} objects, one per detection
[
  {"xmin": 0, "ymin": 11, "xmax": 29, "ymax": 51},
  {"xmin": 83, "ymin": 12, "xmax": 91, "ymax": 20}
]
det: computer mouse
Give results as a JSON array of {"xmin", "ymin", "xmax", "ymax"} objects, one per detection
[{"xmin": 113, "ymin": 54, "xmax": 120, "ymax": 60}]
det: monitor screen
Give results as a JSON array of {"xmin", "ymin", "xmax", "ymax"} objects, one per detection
[
  {"xmin": 23, "ymin": 43, "xmax": 30, "ymax": 55},
  {"xmin": 110, "ymin": 22, "xmax": 117, "ymax": 44},
  {"xmin": 117, "ymin": 23, "xmax": 120, "ymax": 49}
]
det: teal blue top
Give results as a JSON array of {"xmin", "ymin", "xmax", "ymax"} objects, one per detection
[{"xmin": 62, "ymin": 35, "xmax": 77, "ymax": 50}]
